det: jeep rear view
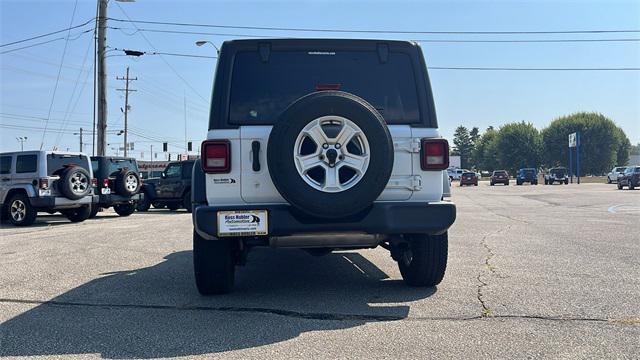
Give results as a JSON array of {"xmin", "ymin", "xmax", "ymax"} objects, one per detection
[{"xmin": 191, "ymin": 39, "xmax": 456, "ymax": 294}]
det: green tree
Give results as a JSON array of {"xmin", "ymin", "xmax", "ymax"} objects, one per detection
[
  {"xmin": 631, "ymin": 143, "xmax": 640, "ymax": 156},
  {"xmin": 452, "ymin": 126, "xmax": 473, "ymax": 169},
  {"xmin": 473, "ymin": 127, "xmax": 499, "ymax": 171},
  {"xmin": 541, "ymin": 112, "xmax": 623, "ymax": 174},
  {"xmin": 614, "ymin": 126, "xmax": 631, "ymax": 166},
  {"xmin": 495, "ymin": 121, "xmax": 542, "ymax": 174}
]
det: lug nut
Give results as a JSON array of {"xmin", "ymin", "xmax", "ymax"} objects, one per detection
[
  {"xmin": 322, "ymin": 143, "xmax": 329, "ymax": 149},
  {"xmin": 339, "ymin": 155, "xmax": 344, "ymax": 160},
  {"xmin": 319, "ymin": 154, "xmax": 325, "ymax": 160},
  {"xmin": 335, "ymin": 143, "xmax": 341, "ymax": 149}
]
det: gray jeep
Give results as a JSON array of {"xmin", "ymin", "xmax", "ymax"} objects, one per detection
[{"xmin": 0, "ymin": 151, "xmax": 97, "ymax": 226}]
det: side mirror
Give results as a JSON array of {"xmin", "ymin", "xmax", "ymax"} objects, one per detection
[{"xmin": 161, "ymin": 172, "xmax": 166, "ymax": 179}]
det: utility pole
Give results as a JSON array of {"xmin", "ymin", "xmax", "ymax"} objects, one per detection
[
  {"xmin": 73, "ymin": 128, "xmax": 84, "ymax": 152},
  {"xmin": 184, "ymin": 90, "xmax": 187, "ymax": 155},
  {"xmin": 150, "ymin": 144, "xmax": 153, "ymax": 164},
  {"xmin": 116, "ymin": 67, "xmax": 137, "ymax": 157},
  {"xmin": 96, "ymin": 0, "xmax": 108, "ymax": 156}
]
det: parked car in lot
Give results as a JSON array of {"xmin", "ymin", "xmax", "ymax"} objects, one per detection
[
  {"xmin": 607, "ymin": 166, "xmax": 627, "ymax": 184},
  {"xmin": 490, "ymin": 170, "xmax": 509, "ymax": 186},
  {"xmin": 89, "ymin": 156, "xmax": 142, "ymax": 217},
  {"xmin": 0, "ymin": 151, "xmax": 96, "ymax": 226},
  {"xmin": 136, "ymin": 160, "xmax": 195, "ymax": 212},
  {"xmin": 191, "ymin": 38, "xmax": 456, "ymax": 294},
  {"xmin": 544, "ymin": 167, "xmax": 569, "ymax": 185},
  {"xmin": 516, "ymin": 168, "xmax": 538, "ymax": 185},
  {"xmin": 447, "ymin": 168, "xmax": 468, "ymax": 181},
  {"xmin": 617, "ymin": 166, "xmax": 640, "ymax": 190},
  {"xmin": 460, "ymin": 172, "xmax": 478, "ymax": 186}
]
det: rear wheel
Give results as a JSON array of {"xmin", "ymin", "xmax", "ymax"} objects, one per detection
[
  {"xmin": 89, "ymin": 205, "xmax": 100, "ymax": 218},
  {"xmin": 617, "ymin": 183, "xmax": 623, "ymax": 190},
  {"xmin": 398, "ymin": 233, "xmax": 448, "ymax": 287},
  {"xmin": 193, "ymin": 231, "xmax": 235, "ymax": 295},
  {"xmin": 136, "ymin": 192, "xmax": 151, "ymax": 212},
  {"xmin": 7, "ymin": 193, "xmax": 37, "ymax": 226},
  {"xmin": 607, "ymin": 177, "xmax": 612, "ymax": 184},
  {"xmin": 114, "ymin": 203, "xmax": 136, "ymax": 216},
  {"xmin": 63, "ymin": 205, "xmax": 91, "ymax": 223},
  {"xmin": 630, "ymin": 183, "xmax": 635, "ymax": 190}
]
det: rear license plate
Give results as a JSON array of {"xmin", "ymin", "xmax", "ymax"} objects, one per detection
[{"xmin": 217, "ymin": 210, "xmax": 268, "ymax": 237}]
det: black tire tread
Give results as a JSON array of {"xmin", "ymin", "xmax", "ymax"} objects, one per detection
[
  {"xmin": 399, "ymin": 233, "xmax": 448, "ymax": 287},
  {"xmin": 193, "ymin": 231, "xmax": 235, "ymax": 295}
]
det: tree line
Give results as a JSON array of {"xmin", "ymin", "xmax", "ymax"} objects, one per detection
[{"xmin": 451, "ymin": 112, "xmax": 633, "ymax": 175}]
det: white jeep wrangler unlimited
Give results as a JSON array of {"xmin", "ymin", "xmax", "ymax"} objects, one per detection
[{"xmin": 191, "ymin": 39, "xmax": 456, "ymax": 294}]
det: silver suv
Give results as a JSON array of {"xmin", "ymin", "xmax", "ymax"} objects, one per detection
[
  {"xmin": 191, "ymin": 39, "xmax": 456, "ymax": 294},
  {"xmin": 0, "ymin": 151, "xmax": 97, "ymax": 226}
]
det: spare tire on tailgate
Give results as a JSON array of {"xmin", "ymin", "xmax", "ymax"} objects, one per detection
[
  {"xmin": 59, "ymin": 166, "xmax": 91, "ymax": 200},
  {"xmin": 267, "ymin": 91, "xmax": 393, "ymax": 219},
  {"xmin": 114, "ymin": 169, "xmax": 141, "ymax": 196}
]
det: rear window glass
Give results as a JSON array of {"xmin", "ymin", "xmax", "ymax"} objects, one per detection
[
  {"xmin": 521, "ymin": 169, "xmax": 536, "ymax": 175},
  {"xmin": 105, "ymin": 159, "xmax": 138, "ymax": 175},
  {"xmin": 551, "ymin": 168, "xmax": 566, "ymax": 175},
  {"xmin": 0, "ymin": 156, "xmax": 11, "ymax": 174},
  {"xmin": 462, "ymin": 172, "xmax": 475, "ymax": 176},
  {"xmin": 16, "ymin": 155, "xmax": 37, "ymax": 173},
  {"xmin": 229, "ymin": 50, "xmax": 420, "ymax": 125},
  {"xmin": 493, "ymin": 171, "xmax": 506, "ymax": 176},
  {"xmin": 46, "ymin": 154, "xmax": 90, "ymax": 175},
  {"xmin": 615, "ymin": 167, "xmax": 626, "ymax": 172},
  {"xmin": 182, "ymin": 162, "xmax": 194, "ymax": 179}
]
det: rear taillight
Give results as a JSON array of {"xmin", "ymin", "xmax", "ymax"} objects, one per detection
[
  {"xmin": 91, "ymin": 178, "xmax": 97, "ymax": 187},
  {"xmin": 102, "ymin": 179, "xmax": 109, "ymax": 188},
  {"xmin": 38, "ymin": 177, "xmax": 49, "ymax": 189},
  {"xmin": 420, "ymin": 139, "xmax": 449, "ymax": 170},
  {"xmin": 202, "ymin": 140, "xmax": 231, "ymax": 173}
]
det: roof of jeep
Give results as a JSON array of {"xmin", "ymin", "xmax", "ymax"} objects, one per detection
[{"xmin": 220, "ymin": 38, "xmax": 420, "ymax": 51}]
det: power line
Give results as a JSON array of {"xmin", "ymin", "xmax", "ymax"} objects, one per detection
[
  {"xmin": 54, "ymin": 35, "xmax": 95, "ymax": 147},
  {"xmin": 109, "ymin": 27, "xmax": 640, "ymax": 44},
  {"xmin": 109, "ymin": 26, "xmax": 270, "ymax": 38},
  {"xmin": 415, "ymin": 38, "xmax": 640, "ymax": 43},
  {"xmin": 113, "ymin": 3, "xmax": 208, "ymax": 102},
  {"xmin": 429, "ymin": 66, "xmax": 640, "ymax": 71},
  {"xmin": 40, "ymin": 0, "xmax": 80, "ymax": 150},
  {"xmin": 0, "ymin": 18, "xmax": 94, "ymax": 48},
  {"xmin": 152, "ymin": 51, "xmax": 217, "ymax": 59},
  {"xmin": 0, "ymin": 29, "xmax": 93, "ymax": 55},
  {"xmin": 108, "ymin": 18, "xmax": 640, "ymax": 35}
]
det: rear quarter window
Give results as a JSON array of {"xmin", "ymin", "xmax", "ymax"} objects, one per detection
[
  {"xmin": 0, "ymin": 156, "xmax": 11, "ymax": 174},
  {"xmin": 16, "ymin": 155, "xmax": 37, "ymax": 173},
  {"xmin": 229, "ymin": 50, "xmax": 420, "ymax": 125}
]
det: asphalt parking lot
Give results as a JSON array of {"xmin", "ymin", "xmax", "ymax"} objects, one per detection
[{"xmin": 1, "ymin": 182, "xmax": 638, "ymax": 359}]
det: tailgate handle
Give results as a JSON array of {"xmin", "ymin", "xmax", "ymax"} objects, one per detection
[{"xmin": 251, "ymin": 141, "xmax": 261, "ymax": 172}]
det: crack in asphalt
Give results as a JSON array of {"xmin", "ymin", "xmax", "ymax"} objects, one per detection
[
  {"xmin": 477, "ymin": 225, "xmax": 512, "ymax": 317},
  {"xmin": 1, "ymin": 298, "xmax": 633, "ymax": 324}
]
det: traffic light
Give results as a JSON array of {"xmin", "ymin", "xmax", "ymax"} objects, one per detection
[
  {"xmin": 163, "ymin": 142, "xmax": 168, "ymax": 152},
  {"xmin": 188, "ymin": 141, "xmax": 192, "ymax": 151}
]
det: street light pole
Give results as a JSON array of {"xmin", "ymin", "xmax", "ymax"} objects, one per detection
[{"xmin": 16, "ymin": 137, "xmax": 27, "ymax": 151}]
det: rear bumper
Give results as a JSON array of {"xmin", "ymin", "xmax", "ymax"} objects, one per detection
[
  {"xmin": 193, "ymin": 201, "xmax": 456, "ymax": 240},
  {"xmin": 96, "ymin": 192, "xmax": 142, "ymax": 206},
  {"xmin": 30, "ymin": 195, "xmax": 98, "ymax": 209}
]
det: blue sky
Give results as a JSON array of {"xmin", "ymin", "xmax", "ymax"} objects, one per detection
[{"xmin": 1, "ymin": 0, "xmax": 639, "ymax": 158}]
